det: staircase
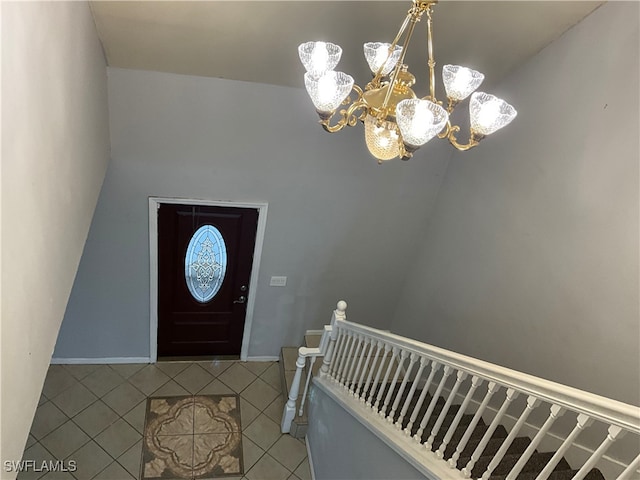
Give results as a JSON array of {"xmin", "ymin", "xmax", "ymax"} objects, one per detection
[
  {"xmin": 279, "ymin": 333, "xmax": 322, "ymax": 438},
  {"xmin": 281, "ymin": 301, "xmax": 640, "ymax": 480}
]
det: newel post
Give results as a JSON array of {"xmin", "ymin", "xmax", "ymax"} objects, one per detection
[
  {"xmin": 320, "ymin": 301, "xmax": 347, "ymax": 377},
  {"xmin": 281, "ymin": 352, "xmax": 306, "ymax": 433}
]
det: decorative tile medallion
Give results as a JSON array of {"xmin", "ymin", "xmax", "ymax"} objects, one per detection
[{"xmin": 142, "ymin": 395, "xmax": 243, "ymax": 479}]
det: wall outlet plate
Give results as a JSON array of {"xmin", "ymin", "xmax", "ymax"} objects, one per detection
[{"xmin": 270, "ymin": 276, "xmax": 287, "ymax": 287}]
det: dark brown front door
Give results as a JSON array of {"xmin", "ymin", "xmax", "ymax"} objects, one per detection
[{"xmin": 157, "ymin": 204, "xmax": 258, "ymax": 357}]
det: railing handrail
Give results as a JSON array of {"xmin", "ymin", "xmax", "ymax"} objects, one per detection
[{"xmin": 335, "ymin": 318, "xmax": 640, "ymax": 434}]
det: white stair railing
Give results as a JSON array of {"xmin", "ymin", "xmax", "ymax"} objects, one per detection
[{"xmin": 282, "ymin": 301, "xmax": 640, "ymax": 479}]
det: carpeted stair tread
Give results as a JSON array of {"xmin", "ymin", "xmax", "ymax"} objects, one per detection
[
  {"xmin": 467, "ymin": 451, "xmax": 571, "ymax": 479},
  {"xmin": 490, "ymin": 466, "xmax": 605, "ymax": 480},
  {"xmin": 444, "ymin": 434, "xmax": 531, "ymax": 464}
]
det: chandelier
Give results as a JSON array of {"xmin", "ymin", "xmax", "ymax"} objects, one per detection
[{"xmin": 298, "ymin": 0, "xmax": 517, "ymax": 163}]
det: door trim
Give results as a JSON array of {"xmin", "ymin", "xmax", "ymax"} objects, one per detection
[{"xmin": 149, "ymin": 197, "xmax": 268, "ymax": 362}]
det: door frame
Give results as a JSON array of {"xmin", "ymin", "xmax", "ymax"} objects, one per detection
[{"xmin": 149, "ymin": 196, "xmax": 268, "ymax": 362}]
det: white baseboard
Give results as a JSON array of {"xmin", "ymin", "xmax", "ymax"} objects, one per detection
[
  {"xmin": 50, "ymin": 357, "xmax": 151, "ymax": 365},
  {"xmin": 245, "ymin": 356, "xmax": 280, "ymax": 362},
  {"xmin": 305, "ymin": 434, "xmax": 317, "ymax": 480}
]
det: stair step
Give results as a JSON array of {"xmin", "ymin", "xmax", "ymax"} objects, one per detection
[
  {"xmin": 281, "ymin": 347, "xmax": 299, "ymax": 372},
  {"xmin": 445, "ymin": 435, "xmax": 531, "ymax": 465},
  {"xmin": 467, "ymin": 451, "xmax": 570, "ymax": 479},
  {"xmin": 490, "ymin": 466, "xmax": 605, "ymax": 480},
  {"xmin": 304, "ymin": 333, "xmax": 322, "ymax": 348}
]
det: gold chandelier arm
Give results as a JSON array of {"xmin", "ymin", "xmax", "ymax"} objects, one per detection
[
  {"xmin": 371, "ymin": 13, "xmax": 413, "ymax": 87},
  {"xmin": 319, "ymin": 85, "xmax": 367, "ymax": 133},
  {"xmin": 444, "ymin": 125, "xmax": 485, "ymax": 151},
  {"xmin": 425, "ymin": 4, "xmax": 436, "ymax": 101}
]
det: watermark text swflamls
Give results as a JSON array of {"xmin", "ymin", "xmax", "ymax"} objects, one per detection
[{"xmin": 4, "ymin": 460, "xmax": 77, "ymax": 473}]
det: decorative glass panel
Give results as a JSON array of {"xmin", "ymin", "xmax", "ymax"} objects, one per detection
[{"xmin": 185, "ymin": 225, "xmax": 227, "ymax": 303}]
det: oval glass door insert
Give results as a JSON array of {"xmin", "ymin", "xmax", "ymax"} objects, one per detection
[{"xmin": 185, "ymin": 224, "xmax": 227, "ymax": 303}]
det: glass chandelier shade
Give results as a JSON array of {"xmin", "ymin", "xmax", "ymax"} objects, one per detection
[
  {"xmin": 469, "ymin": 92, "xmax": 518, "ymax": 136},
  {"xmin": 304, "ymin": 71, "xmax": 354, "ymax": 114},
  {"xmin": 363, "ymin": 43, "xmax": 403, "ymax": 76},
  {"xmin": 364, "ymin": 115, "xmax": 401, "ymax": 161},
  {"xmin": 298, "ymin": 1, "xmax": 517, "ymax": 162},
  {"xmin": 298, "ymin": 41, "xmax": 342, "ymax": 78},
  {"xmin": 442, "ymin": 65, "xmax": 485, "ymax": 102},
  {"xmin": 396, "ymin": 99, "xmax": 449, "ymax": 147}
]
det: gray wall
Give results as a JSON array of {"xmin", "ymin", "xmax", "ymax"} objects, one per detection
[
  {"xmin": 1, "ymin": 1, "xmax": 110, "ymax": 468},
  {"xmin": 54, "ymin": 67, "xmax": 452, "ymax": 359},
  {"xmin": 307, "ymin": 385, "xmax": 427, "ymax": 480},
  {"xmin": 393, "ymin": 1, "xmax": 639, "ymax": 405}
]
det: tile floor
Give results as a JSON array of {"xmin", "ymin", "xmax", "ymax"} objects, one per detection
[{"xmin": 21, "ymin": 361, "xmax": 311, "ymax": 480}]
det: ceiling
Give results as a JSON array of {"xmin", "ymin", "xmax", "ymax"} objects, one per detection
[{"xmin": 89, "ymin": 1, "xmax": 604, "ymax": 94}]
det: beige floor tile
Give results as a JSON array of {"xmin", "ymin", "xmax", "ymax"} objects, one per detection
[
  {"xmin": 151, "ymin": 379, "xmax": 190, "ymax": 398},
  {"xmin": 173, "ymin": 364, "xmax": 214, "ymax": 394},
  {"xmin": 42, "ymin": 366, "xmax": 78, "ymax": 399},
  {"xmin": 68, "ymin": 441, "xmax": 112, "ymax": 480},
  {"xmin": 263, "ymin": 395, "xmax": 285, "ymax": 424},
  {"xmin": 259, "ymin": 363, "xmax": 282, "ymax": 390},
  {"xmin": 38, "ymin": 393, "xmax": 48, "ymax": 407},
  {"xmin": 197, "ymin": 360, "xmax": 234, "ymax": 377},
  {"xmin": 93, "ymin": 461, "xmax": 135, "ymax": 480},
  {"xmin": 123, "ymin": 400, "xmax": 148, "ymax": 434},
  {"xmin": 128, "ymin": 365, "xmax": 171, "ymax": 396},
  {"xmin": 243, "ymin": 414, "xmax": 281, "ymax": 451},
  {"xmin": 72, "ymin": 400, "xmax": 119, "ymax": 438},
  {"xmin": 117, "ymin": 440, "xmax": 143, "ymax": 479},
  {"xmin": 102, "ymin": 382, "xmax": 145, "ymax": 416},
  {"xmin": 29, "ymin": 401, "xmax": 69, "ymax": 440},
  {"xmin": 242, "ymin": 435, "xmax": 264, "ymax": 472},
  {"xmin": 39, "ymin": 470, "xmax": 75, "ymax": 480},
  {"xmin": 245, "ymin": 454, "xmax": 290, "ymax": 480},
  {"xmin": 25, "ymin": 434, "xmax": 37, "ymax": 449},
  {"xmin": 80, "ymin": 365, "xmax": 125, "ymax": 398},
  {"xmin": 40, "ymin": 420, "xmax": 90, "ymax": 460},
  {"xmin": 241, "ymin": 378, "xmax": 280, "ymax": 411},
  {"xmin": 63, "ymin": 364, "xmax": 99, "ymax": 381},
  {"xmin": 239, "ymin": 398, "xmax": 260, "ymax": 430},
  {"xmin": 50, "ymin": 383, "xmax": 97, "ymax": 418},
  {"xmin": 219, "ymin": 364, "xmax": 257, "ymax": 393},
  {"xmin": 17, "ymin": 442, "xmax": 55, "ymax": 480},
  {"xmin": 95, "ymin": 418, "xmax": 142, "ymax": 459},
  {"xmin": 108, "ymin": 363, "xmax": 146, "ymax": 379},
  {"xmin": 287, "ymin": 475, "xmax": 302, "ymax": 480},
  {"xmin": 198, "ymin": 378, "xmax": 234, "ymax": 395},
  {"xmin": 267, "ymin": 435, "xmax": 307, "ymax": 472},
  {"xmin": 154, "ymin": 361, "xmax": 190, "ymax": 378},
  {"xmin": 242, "ymin": 361, "xmax": 273, "ymax": 376},
  {"xmin": 293, "ymin": 457, "xmax": 311, "ymax": 480}
]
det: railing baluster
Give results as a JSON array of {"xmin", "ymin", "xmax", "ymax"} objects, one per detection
[
  {"xmin": 414, "ymin": 365, "xmax": 453, "ymax": 443},
  {"xmin": 462, "ymin": 388, "xmax": 518, "ymax": 478},
  {"xmin": 354, "ymin": 336, "xmax": 375, "ymax": 399},
  {"xmin": 448, "ymin": 382, "xmax": 499, "ymax": 469},
  {"xmin": 481, "ymin": 395, "xmax": 541, "ymax": 479},
  {"xmin": 281, "ymin": 353, "xmax": 306, "ymax": 433},
  {"xmin": 298, "ymin": 356, "xmax": 317, "ymax": 417},
  {"xmin": 387, "ymin": 352, "xmax": 418, "ymax": 424},
  {"xmin": 366, "ymin": 342, "xmax": 390, "ymax": 408},
  {"xmin": 533, "ymin": 413, "xmax": 594, "ymax": 480},
  {"xmin": 405, "ymin": 361, "xmax": 440, "ymax": 437},
  {"xmin": 396, "ymin": 355, "xmax": 428, "ymax": 430},
  {"xmin": 346, "ymin": 334, "xmax": 366, "ymax": 390},
  {"xmin": 425, "ymin": 370, "xmax": 468, "ymax": 450},
  {"xmin": 572, "ymin": 425, "xmax": 625, "ymax": 480},
  {"xmin": 437, "ymin": 375, "xmax": 483, "ymax": 459},
  {"xmin": 381, "ymin": 350, "xmax": 409, "ymax": 419},
  {"xmin": 336, "ymin": 331, "xmax": 355, "ymax": 386},
  {"xmin": 374, "ymin": 347, "xmax": 399, "ymax": 412},
  {"xmin": 328, "ymin": 328, "xmax": 346, "ymax": 380},
  {"xmin": 339, "ymin": 332, "xmax": 359, "ymax": 386},
  {"xmin": 616, "ymin": 453, "xmax": 640, "ymax": 480},
  {"xmin": 505, "ymin": 404, "xmax": 565, "ymax": 480}
]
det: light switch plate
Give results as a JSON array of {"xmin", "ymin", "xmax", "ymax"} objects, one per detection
[{"xmin": 270, "ymin": 276, "xmax": 287, "ymax": 287}]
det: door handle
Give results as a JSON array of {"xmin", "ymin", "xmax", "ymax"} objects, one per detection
[{"xmin": 233, "ymin": 295, "xmax": 246, "ymax": 304}]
